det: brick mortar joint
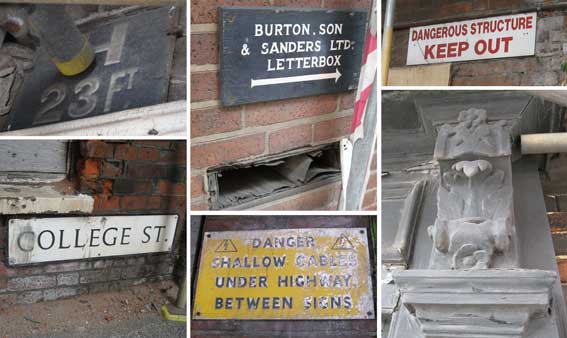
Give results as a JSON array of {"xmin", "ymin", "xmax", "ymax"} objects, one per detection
[
  {"xmin": 190, "ymin": 23, "xmax": 217, "ymax": 33},
  {"xmin": 1, "ymin": 274, "xmax": 175, "ymax": 294},
  {"xmin": 190, "ymin": 64, "xmax": 219, "ymax": 73},
  {"xmin": 191, "ymin": 196, "xmax": 208, "ymax": 203},
  {"xmin": 4, "ymin": 258, "xmax": 173, "ymax": 273},
  {"xmin": 191, "ymin": 100, "xmax": 220, "ymax": 109},
  {"xmin": 1, "ymin": 287, "xmax": 80, "ymax": 295},
  {"xmin": 3, "ymin": 265, "xmax": 149, "ymax": 283},
  {"xmin": 191, "ymin": 109, "xmax": 354, "ymax": 145},
  {"xmin": 191, "ymin": 169, "xmax": 207, "ymax": 176}
]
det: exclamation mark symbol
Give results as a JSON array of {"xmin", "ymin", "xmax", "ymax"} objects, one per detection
[
  {"xmin": 215, "ymin": 239, "xmax": 238, "ymax": 253},
  {"xmin": 331, "ymin": 234, "xmax": 354, "ymax": 250}
]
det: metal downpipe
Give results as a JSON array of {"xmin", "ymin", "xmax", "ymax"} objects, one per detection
[
  {"xmin": 381, "ymin": 0, "xmax": 395, "ymax": 86},
  {"xmin": 522, "ymin": 133, "xmax": 567, "ymax": 154}
]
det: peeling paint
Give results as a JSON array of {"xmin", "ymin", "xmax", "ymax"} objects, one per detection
[
  {"xmin": 193, "ymin": 228, "xmax": 374, "ymax": 320},
  {"xmin": 0, "ymin": 184, "xmax": 94, "ymax": 215}
]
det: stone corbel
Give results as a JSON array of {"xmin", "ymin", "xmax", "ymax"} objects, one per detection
[
  {"xmin": 389, "ymin": 109, "xmax": 560, "ymax": 338},
  {"xmin": 428, "ymin": 108, "xmax": 517, "ymax": 270}
]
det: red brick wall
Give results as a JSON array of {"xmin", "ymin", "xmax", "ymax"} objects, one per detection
[
  {"xmin": 388, "ymin": 0, "xmax": 567, "ymax": 86},
  {"xmin": 191, "ymin": 0, "xmax": 377, "ymax": 211},
  {"xmin": 191, "ymin": 216, "xmax": 377, "ymax": 338},
  {"xmin": 78, "ymin": 140, "xmax": 186, "ymax": 216},
  {"xmin": 0, "ymin": 140, "xmax": 186, "ymax": 307}
]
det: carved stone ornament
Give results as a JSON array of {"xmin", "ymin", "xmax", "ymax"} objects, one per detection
[
  {"xmin": 434, "ymin": 108, "xmax": 511, "ymax": 160},
  {"xmin": 429, "ymin": 109, "xmax": 517, "ymax": 270},
  {"xmin": 387, "ymin": 108, "xmax": 562, "ymax": 338},
  {"xmin": 390, "ymin": 270, "xmax": 559, "ymax": 338}
]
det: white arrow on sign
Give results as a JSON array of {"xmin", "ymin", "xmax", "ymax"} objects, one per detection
[{"xmin": 251, "ymin": 68, "xmax": 342, "ymax": 88}]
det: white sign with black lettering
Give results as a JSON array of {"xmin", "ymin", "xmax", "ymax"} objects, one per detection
[{"xmin": 8, "ymin": 215, "xmax": 178, "ymax": 265}]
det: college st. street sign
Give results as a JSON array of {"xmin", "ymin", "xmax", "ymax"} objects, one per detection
[{"xmin": 7, "ymin": 215, "xmax": 178, "ymax": 265}]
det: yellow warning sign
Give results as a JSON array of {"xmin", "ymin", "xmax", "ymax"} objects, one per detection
[{"xmin": 193, "ymin": 228, "xmax": 374, "ymax": 320}]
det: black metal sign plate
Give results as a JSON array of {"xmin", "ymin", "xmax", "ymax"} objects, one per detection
[
  {"xmin": 219, "ymin": 7, "xmax": 367, "ymax": 106},
  {"xmin": 8, "ymin": 7, "xmax": 175, "ymax": 131}
]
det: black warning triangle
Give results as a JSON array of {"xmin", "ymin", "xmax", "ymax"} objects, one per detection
[
  {"xmin": 215, "ymin": 239, "xmax": 238, "ymax": 253},
  {"xmin": 331, "ymin": 234, "xmax": 354, "ymax": 250}
]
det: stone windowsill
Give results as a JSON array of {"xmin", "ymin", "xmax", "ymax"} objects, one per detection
[{"xmin": 0, "ymin": 183, "xmax": 94, "ymax": 215}]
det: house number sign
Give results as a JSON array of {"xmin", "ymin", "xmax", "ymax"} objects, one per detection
[
  {"xmin": 7, "ymin": 215, "xmax": 178, "ymax": 265},
  {"xmin": 193, "ymin": 228, "xmax": 375, "ymax": 320},
  {"xmin": 219, "ymin": 7, "xmax": 367, "ymax": 106},
  {"xmin": 7, "ymin": 7, "xmax": 175, "ymax": 131}
]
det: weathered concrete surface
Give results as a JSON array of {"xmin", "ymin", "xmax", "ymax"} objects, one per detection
[
  {"xmin": 391, "ymin": 269, "xmax": 558, "ymax": 338},
  {"xmin": 0, "ymin": 183, "xmax": 94, "ymax": 215},
  {"xmin": 0, "ymin": 141, "xmax": 69, "ymax": 185},
  {"xmin": 22, "ymin": 317, "xmax": 186, "ymax": 338},
  {"xmin": 513, "ymin": 159, "xmax": 567, "ymax": 337},
  {"xmin": 0, "ymin": 281, "xmax": 185, "ymax": 338},
  {"xmin": 1, "ymin": 101, "xmax": 187, "ymax": 137}
]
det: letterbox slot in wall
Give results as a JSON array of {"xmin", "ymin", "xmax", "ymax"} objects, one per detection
[{"xmin": 207, "ymin": 143, "xmax": 342, "ymax": 210}]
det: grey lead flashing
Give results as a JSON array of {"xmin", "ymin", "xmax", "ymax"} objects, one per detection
[{"xmin": 382, "ymin": 180, "xmax": 426, "ymax": 267}]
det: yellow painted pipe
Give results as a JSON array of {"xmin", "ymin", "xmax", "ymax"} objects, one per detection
[
  {"xmin": 161, "ymin": 274, "xmax": 187, "ymax": 322},
  {"xmin": 29, "ymin": 5, "xmax": 95, "ymax": 76},
  {"xmin": 161, "ymin": 304, "xmax": 186, "ymax": 322},
  {"xmin": 381, "ymin": 26, "xmax": 393, "ymax": 86},
  {"xmin": 176, "ymin": 274, "xmax": 186, "ymax": 309},
  {"xmin": 52, "ymin": 40, "xmax": 95, "ymax": 76}
]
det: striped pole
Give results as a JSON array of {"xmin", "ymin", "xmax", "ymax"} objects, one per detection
[
  {"xmin": 340, "ymin": 0, "xmax": 378, "ymax": 210},
  {"xmin": 351, "ymin": 0, "xmax": 378, "ymax": 143}
]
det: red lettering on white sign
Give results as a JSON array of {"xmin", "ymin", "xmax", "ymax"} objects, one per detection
[{"xmin": 407, "ymin": 12, "xmax": 536, "ymax": 65}]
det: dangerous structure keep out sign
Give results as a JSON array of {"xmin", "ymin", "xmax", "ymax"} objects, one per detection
[
  {"xmin": 406, "ymin": 12, "xmax": 537, "ymax": 65},
  {"xmin": 192, "ymin": 228, "xmax": 374, "ymax": 320}
]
